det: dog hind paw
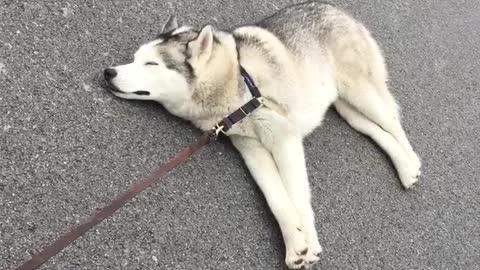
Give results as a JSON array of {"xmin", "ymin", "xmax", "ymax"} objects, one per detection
[{"xmin": 400, "ymin": 173, "xmax": 419, "ymax": 189}]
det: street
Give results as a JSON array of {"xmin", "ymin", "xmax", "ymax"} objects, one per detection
[{"xmin": 1, "ymin": 1, "xmax": 479, "ymax": 269}]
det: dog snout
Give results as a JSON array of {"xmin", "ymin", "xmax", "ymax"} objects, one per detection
[{"xmin": 103, "ymin": 68, "xmax": 117, "ymax": 81}]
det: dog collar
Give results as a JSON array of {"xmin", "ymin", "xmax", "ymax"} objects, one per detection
[{"xmin": 212, "ymin": 65, "xmax": 263, "ymax": 136}]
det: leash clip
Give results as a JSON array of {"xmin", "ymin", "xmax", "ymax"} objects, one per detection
[{"xmin": 212, "ymin": 123, "xmax": 225, "ymax": 137}]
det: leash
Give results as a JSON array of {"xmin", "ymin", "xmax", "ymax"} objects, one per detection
[{"xmin": 12, "ymin": 65, "xmax": 262, "ymax": 270}]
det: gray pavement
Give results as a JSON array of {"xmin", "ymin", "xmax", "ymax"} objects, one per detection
[{"xmin": 1, "ymin": 1, "xmax": 479, "ymax": 269}]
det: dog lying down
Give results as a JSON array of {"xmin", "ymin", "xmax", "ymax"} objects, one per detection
[{"xmin": 103, "ymin": 1, "xmax": 421, "ymax": 269}]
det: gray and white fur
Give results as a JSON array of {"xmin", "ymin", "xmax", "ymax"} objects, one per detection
[{"xmin": 103, "ymin": 1, "xmax": 421, "ymax": 269}]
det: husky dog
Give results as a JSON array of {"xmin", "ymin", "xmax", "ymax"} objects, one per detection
[{"xmin": 103, "ymin": 1, "xmax": 421, "ymax": 268}]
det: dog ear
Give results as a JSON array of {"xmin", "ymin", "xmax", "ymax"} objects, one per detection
[
  {"xmin": 188, "ymin": 25, "xmax": 214, "ymax": 61},
  {"xmin": 161, "ymin": 15, "xmax": 178, "ymax": 33}
]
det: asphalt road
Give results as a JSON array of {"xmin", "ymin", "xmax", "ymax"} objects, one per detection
[{"xmin": 1, "ymin": 1, "xmax": 479, "ymax": 269}]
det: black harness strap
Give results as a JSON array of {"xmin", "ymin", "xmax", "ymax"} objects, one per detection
[
  {"xmin": 240, "ymin": 65, "xmax": 261, "ymax": 98},
  {"xmin": 214, "ymin": 65, "xmax": 263, "ymax": 135}
]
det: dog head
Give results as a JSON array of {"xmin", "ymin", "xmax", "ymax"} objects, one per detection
[{"xmin": 103, "ymin": 16, "xmax": 238, "ymax": 116}]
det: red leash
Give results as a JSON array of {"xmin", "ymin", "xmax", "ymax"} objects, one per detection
[{"xmin": 12, "ymin": 132, "xmax": 215, "ymax": 270}]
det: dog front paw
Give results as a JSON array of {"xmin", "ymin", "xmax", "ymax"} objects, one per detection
[
  {"xmin": 285, "ymin": 228, "xmax": 322, "ymax": 269},
  {"xmin": 304, "ymin": 236, "xmax": 322, "ymax": 267},
  {"xmin": 285, "ymin": 228, "xmax": 309, "ymax": 269},
  {"xmin": 285, "ymin": 248, "xmax": 309, "ymax": 269}
]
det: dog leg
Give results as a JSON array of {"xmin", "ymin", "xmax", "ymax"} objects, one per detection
[
  {"xmin": 269, "ymin": 133, "xmax": 322, "ymax": 269},
  {"xmin": 339, "ymin": 83, "xmax": 421, "ymax": 175},
  {"xmin": 374, "ymin": 82, "xmax": 422, "ymax": 174},
  {"xmin": 231, "ymin": 135, "xmax": 309, "ymax": 270},
  {"xmin": 335, "ymin": 99, "xmax": 419, "ymax": 188}
]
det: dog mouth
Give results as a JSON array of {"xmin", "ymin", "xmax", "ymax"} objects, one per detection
[
  {"xmin": 103, "ymin": 80, "xmax": 151, "ymax": 96},
  {"xmin": 103, "ymin": 80, "xmax": 123, "ymax": 93}
]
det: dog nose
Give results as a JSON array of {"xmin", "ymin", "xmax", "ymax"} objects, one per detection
[{"xmin": 104, "ymin": 68, "xmax": 117, "ymax": 81}]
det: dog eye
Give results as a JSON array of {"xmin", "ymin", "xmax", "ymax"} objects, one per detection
[{"xmin": 145, "ymin": 62, "xmax": 158, "ymax": 66}]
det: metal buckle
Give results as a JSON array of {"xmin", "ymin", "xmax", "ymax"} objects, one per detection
[{"xmin": 212, "ymin": 123, "xmax": 225, "ymax": 137}]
